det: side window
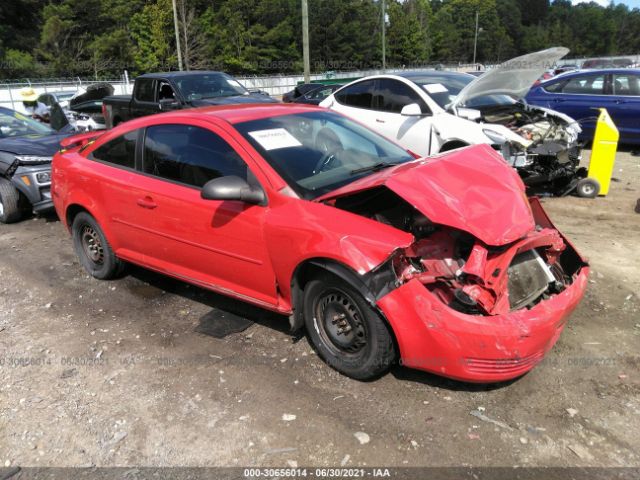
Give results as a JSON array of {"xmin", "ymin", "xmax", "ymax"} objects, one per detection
[
  {"xmin": 543, "ymin": 81, "xmax": 566, "ymax": 93},
  {"xmin": 561, "ymin": 75, "xmax": 605, "ymax": 94},
  {"xmin": 89, "ymin": 130, "xmax": 137, "ymax": 169},
  {"xmin": 373, "ymin": 79, "xmax": 430, "ymax": 114},
  {"xmin": 335, "ymin": 80, "xmax": 375, "ymax": 109},
  {"xmin": 143, "ymin": 124, "xmax": 248, "ymax": 188},
  {"xmin": 158, "ymin": 81, "xmax": 176, "ymax": 101},
  {"xmin": 613, "ymin": 74, "xmax": 640, "ymax": 96},
  {"xmin": 135, "ymin": 79, "xmax": 155, "ymax": 102}
]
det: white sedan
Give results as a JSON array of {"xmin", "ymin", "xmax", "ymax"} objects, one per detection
[{"xmin": 320, "ymin": 48, "xmax": 581, "ymax": 177}]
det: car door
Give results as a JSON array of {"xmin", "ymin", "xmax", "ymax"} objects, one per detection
[
  {"xmin": 368, "ymin": 78, "xmax": 435, "ymax": 156},
  {"xmin": 611, "ymin": 72, "xmax": 640, "ymax": 142},
  {"xmin": 330, "ymin": 79, "xmax": 377, "ymax": 129},
  {"xmin": 130, "ymin": 121, "xmax": 278, "ymax": 307},
  {"xmin": 85, "ymin": 129, "xmax": 155, "ymax": 257}
]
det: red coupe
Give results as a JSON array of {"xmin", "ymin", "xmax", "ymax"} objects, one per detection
[{"xmin": 52, "ymin": 104, "xmax": 589, "ymax": 382}]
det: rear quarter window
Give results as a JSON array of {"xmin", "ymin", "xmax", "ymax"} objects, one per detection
[{"xmin": 88, "ymin": 130, "xmax": 137, "ymax": 169}]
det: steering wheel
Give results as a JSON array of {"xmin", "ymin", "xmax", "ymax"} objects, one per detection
[
  {"xmin": 313, "ymin": 128, "xmax": 344, "ymax": 174},
  {"xmin": 313, "ymin": 151, "xmax": 339, "ymax": 174}
]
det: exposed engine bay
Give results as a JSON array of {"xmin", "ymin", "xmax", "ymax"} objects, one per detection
[
  {"xmin": 473, "ymin": 102, "xmax": 584, "ymax": 196},
  {"xmin": 330, "ymin": 187, "xmax": 585, "ymax": 315}
]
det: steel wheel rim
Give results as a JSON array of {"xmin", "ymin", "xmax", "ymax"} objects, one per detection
[
  {"xmin": 81, "ymin": 225, "xmax": 104, "ymax": 264},
  {"xmin": 582, "ymin": 183, "xmax": 595, "ymax": 195},
  {"xmin": 314, "ymin": 288, "xmax": 367, "ymax": 355}
]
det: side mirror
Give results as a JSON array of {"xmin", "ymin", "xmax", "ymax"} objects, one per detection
[
  {"xmin": 201, "ymin": 176, "xmax": 266, "ymax": 205},
  {"xmin": 159, "ymin": 98, "xmax": 179, "ymax": 110},
  {"xmin": 400, "ymin": 103, "xmax": 426, "ymax": 116}
]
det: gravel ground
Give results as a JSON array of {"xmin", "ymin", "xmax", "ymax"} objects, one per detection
[{"xmin": 0, "ymin": 149, "xmax": 639, "ymax": 469}]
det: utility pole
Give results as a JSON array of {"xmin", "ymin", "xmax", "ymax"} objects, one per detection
[
  {"xmin": 172, "ymin": 0, "xmax": 184, "ymax": 71},
  {"xmin": 381, "ymin": 0, "xmax": 386, "ymax": 71},
  {"xmin": 302, "ymin": 0, "xmax": 310, "ymax": 83},
  {"xmin": 472, "ymin": 10, "xmax": 479, "ymax": 67}
]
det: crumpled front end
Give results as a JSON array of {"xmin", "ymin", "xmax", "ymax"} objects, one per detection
[
  {"xmin": 475, "ymin": 105, "xmax": 583, "ymax": 196},
  {"xmin": 374, "ymin": 197, "xmax": 588, "ymax": 382}
]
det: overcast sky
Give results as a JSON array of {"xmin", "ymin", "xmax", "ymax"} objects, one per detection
[{"xmin": 571, "ymin": 0, "xmax": 640, "ymax": 8}]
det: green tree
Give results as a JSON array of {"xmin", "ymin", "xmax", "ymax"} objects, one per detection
[
  {"xmin": 129, "ymin": 0, "xmax": 176, "ymax": 73},
  {"xmin": 387, "ymin": 0, "xmax": 433, "ymax": 67}
]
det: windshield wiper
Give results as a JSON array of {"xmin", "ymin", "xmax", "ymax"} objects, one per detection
[{"xmin": 350, "ymin": 162, "xmax": 400, "ymax": 175}]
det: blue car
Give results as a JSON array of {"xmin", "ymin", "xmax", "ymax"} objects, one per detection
[
  {"xmin": 0, "ymin": 106, "xmax": 73, "ymax": 223},
  {"xmin": 526, "ymin": 69, "xmax": 640, "ymax": 144}
]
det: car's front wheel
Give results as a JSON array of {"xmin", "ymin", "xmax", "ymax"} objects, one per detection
[
  {"xmin": 71, "ymin": 212, "xmax": 125, "ymax": 279},
  {"xmin": 0, "ymin": 177, "xmax": 25, "ymax": 224},
  {"xmin": 303, "ymin": 272, "xmax": 396, "ymax": 380}
]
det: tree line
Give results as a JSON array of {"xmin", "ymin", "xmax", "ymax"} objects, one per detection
[{"xmin": 0, "ymin": 0, "xmax": 638, "ymax": 80}]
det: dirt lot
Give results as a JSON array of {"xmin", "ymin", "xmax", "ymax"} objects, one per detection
[{"xmin": 1, "ymin": 150, "xmax": 639, "ymax": 469}]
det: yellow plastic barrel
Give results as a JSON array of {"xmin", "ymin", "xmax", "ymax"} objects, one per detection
[{"xmin": 579, "ymin": 108, "xmax": 619, "ymax": 197}]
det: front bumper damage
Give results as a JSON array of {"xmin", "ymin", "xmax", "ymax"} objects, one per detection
[{"xmin": 373, "ymin": 198, "xmax": 588, "ymax": 382}]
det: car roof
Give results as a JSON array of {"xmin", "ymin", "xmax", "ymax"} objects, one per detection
[
  {"xmin": 397, "ymin": 70, "xmax": 476, "ymax": 81},
  {"xmin": 137, "ymin": 71, "xmax": 228, "ymax": 79},
  {"xmin": 135, "ymin": 103, "xmax": 323, "ymax": 126},
  {"xmin": 540, "ymin": 68, "xmax": 640, "ymax": 84}
]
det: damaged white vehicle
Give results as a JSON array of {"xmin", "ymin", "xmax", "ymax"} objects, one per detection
[{"xmin": 320, "ymin": 47, "xmax": 584, "ymax": 195}]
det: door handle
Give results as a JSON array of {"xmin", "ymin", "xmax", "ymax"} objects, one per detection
[
  {"xmin": 553, "ymin": 98, "xmax": 565, "ymax": 102},
  {"xmin": 615, "ymin": 99, "xmax": 626, "ymax": 104},
  {"xmin": 137, "ymin": 196, "xmax": 157, "ymax": 209},
  {"xmin": 375, "ymin": 118, "xmax": 385, "ymax": 123}
]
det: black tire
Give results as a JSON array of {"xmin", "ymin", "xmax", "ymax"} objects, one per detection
[
  {"xmin": 576, "ymin": 177, "xmax": 600, "ymax": 198},
  {"xmin": 0, "ymin": 177, "xmax": 24, "ymax": 224},
  {"xmin": 71, "ymin": 212, "xmax": 125, "ymax": 279},
  {"xmin": 303, "ymin": 272, "xmax": 396, "ymax": 380}
]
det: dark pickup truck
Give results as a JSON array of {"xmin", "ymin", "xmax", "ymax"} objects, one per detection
[{"xmin": 102, "ymin": 71, "xmax": 278, "ymax": 128}]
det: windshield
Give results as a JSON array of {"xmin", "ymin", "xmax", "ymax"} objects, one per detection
[
  {"xmin": 409, "ymin": 74, "xmax": 474, "ymax": 108},
  {"xmin": 55, "ymin": 92, "xmax": 75, "ymax": 101},
  {"xmin": 235, "ymin": 111, "xmax": 414, "ymax": 199},
  {"xmin": 0, "ymin": 110, "xmax": 54, "ymax": 137},
  {"xmin": 174, "ymin": 73, "xmax": 249, "ymax": 101}
]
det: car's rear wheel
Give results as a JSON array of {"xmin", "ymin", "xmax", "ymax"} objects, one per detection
[
  {"xmin": 303, "ymin": 272, "xmax": 396, "ymax": 380},
  {"xmin": 0, "ymin": 177, "xmax": 25, "ymax": 224},
  {"xmin": 72, "ymin": 212, "xmax": 125, "ymax": 279}
]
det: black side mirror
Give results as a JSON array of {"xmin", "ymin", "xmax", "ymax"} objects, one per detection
[
  {"xmin": 201, "ymin": 176, "xmax": 266, "ymax": 205},
  {"xmin": 158, "ymin": 98, "xmax": 179, "ymax": 110}
]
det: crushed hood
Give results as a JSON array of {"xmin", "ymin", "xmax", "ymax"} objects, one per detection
[
  {"xmin": 452, "ymin": 47, "xmax": 569, "ymax": 108},
  {"xmin": 317, "ymin": 144, "xmax": 535, "ymax": 246}
]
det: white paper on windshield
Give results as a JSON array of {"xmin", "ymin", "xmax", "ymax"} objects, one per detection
[
  {"xmin": 423, "ymin": 83, "xmax": 448, "ymax": 94},
  {"xmin": 248, "ymin": 128, "xmax": 302, "ymax": 150}
]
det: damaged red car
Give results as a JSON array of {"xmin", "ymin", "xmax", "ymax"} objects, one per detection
[{"xmin": 52, "ymin": 104, "xmax": 589, "ymax": 382}]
